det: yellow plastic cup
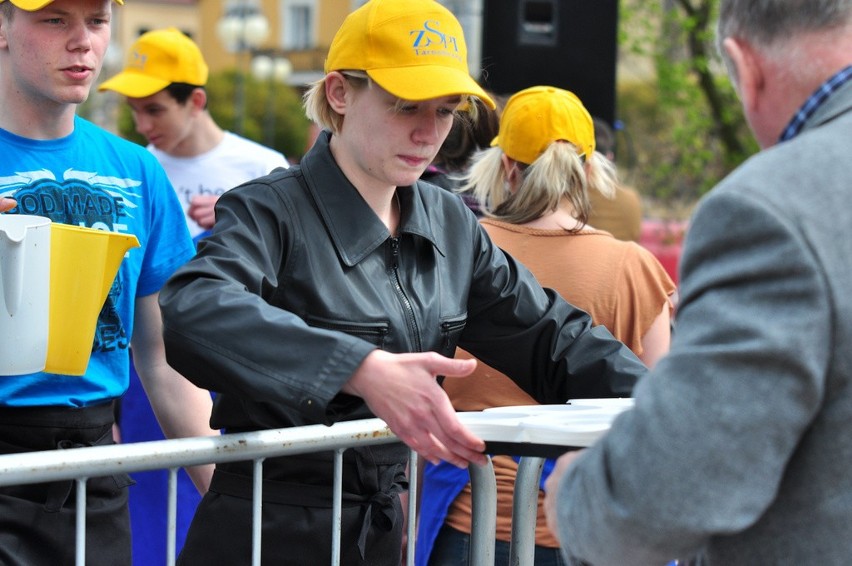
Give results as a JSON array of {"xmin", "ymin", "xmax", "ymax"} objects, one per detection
[{"xmin": 44, "ymin": 224, "xmax": 140, "ymax": 375}]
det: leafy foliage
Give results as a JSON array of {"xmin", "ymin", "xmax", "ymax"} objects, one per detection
[
  {"xmin": 207, "ymin": 69, "xmax": 312, "ymax": 161},
  {"xmin": 616, "ymin": 0, "xmax": 759, "ymax": 215}
]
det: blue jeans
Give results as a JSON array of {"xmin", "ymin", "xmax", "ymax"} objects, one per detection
[{"xmin": 428, "ymin": 524, "xmax": 567, "ymax": 566}]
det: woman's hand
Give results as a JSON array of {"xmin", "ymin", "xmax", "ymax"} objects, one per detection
[{"xmin": 343, "ymin": 350, "xmax": 487, "ymax": 468}]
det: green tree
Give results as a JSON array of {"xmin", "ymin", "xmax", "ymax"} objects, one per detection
[
  {"xmin": 207, "ymin": 69, "xmax": 311, "ymax": 161},
  {"xmin": 617, "ymin": 0, "xmax": 759, "ymax": 213}
]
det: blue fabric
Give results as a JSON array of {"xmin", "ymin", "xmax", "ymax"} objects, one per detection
[
  {"xmin": 122, "ymin": 360, "xmax": 203, "ymax": 565},
  {"xmin": 0, "ymin": 116, "xmax": 194, "ymax": 406},
  {"xmin": 417, "ymin": 457, "xmax": 557, "ymax": 566},
  {"xmin": 192, "ymin": 229, "xmax": 212, "ymax": 246},
  {"xmin": 416, "ymin": 462, "xmax": 470, "ymax": 566}
]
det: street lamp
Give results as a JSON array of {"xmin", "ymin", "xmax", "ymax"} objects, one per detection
[
  {"xmin": 251, "ymin": 54, "xmax": 293, "ymax": 147},
  {"xmin": 216, "ymin": 0, "xmax": 270, "ymax": 135}
]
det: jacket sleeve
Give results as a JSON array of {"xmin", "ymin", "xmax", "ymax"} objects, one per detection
[
  {"xmin": 460, "ymin": 222, "xmax": 647, "ymax": 403},
  {"xmin": 553, "ymin": 189, "xmax": 831, "ymax": 564},
  {"xmin": 159, "ymin": 180, "xmax": 375, "ymax": 426}
]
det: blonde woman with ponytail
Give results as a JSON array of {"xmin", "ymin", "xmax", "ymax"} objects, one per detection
[{"xmin": 418, "ymin": 86, "xmax": 676, "ymax": 566}]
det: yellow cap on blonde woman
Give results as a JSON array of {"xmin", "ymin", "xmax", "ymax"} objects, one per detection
[
  {"xmin": 492, "ymin": 86, "xmax": 595, "ymax": 165},
  {"xmin": 325, "ymin": 0, "xmax": 495, "ymax": 109}
]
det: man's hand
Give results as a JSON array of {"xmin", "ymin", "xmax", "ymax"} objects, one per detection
[
  {"xmin": 343, "ymin": 350, "xmax": 486, "ymax": 468},
  {"xmin": 544, "ymin": 448, "xmax": 585, "ymax": 544},
  {"xmin": 0, "ymin": 197, "xmax": 17, "ymax": 213},
  {"xmin": 187, "ymin": 195, "xmax": 219, "ymax": 229}
]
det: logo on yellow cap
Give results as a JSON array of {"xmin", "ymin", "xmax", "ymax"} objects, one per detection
[{"xmin": 410, "ymin": 20, "xmax": 462, "ymax": 62}]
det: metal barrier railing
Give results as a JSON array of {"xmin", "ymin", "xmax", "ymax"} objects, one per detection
[{"xmin": 0, "ymin": 416, "xmax": 555, "ymax": 566}]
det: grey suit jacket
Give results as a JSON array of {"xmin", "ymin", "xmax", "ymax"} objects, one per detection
[{"xmin": 555, "ymin": 79, "xmax": 852, "ymax": 565}]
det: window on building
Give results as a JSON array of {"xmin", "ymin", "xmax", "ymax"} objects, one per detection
[{"xmin": 280, "ymin": 0, "xmax": 316, "ymax": 50}]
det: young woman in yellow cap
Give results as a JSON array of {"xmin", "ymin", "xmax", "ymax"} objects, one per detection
[
  {"xmin": 160, "ymin": 2, "xmax": 647, "ymax": 564},
  {"xmin": 420, "ymin": 86, "xmax": 676, "ymax": 565}
]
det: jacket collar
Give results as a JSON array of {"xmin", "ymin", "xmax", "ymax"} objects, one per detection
[{"xmin": 300, "ymin": 130, "xmax": 445, "ymax": 267}]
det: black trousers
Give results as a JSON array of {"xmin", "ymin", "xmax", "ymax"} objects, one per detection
[{"xmin": 0, "ymin": 402, "xmax": 133, "ymax": 566}]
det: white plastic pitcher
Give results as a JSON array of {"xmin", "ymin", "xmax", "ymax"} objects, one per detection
[{"xmin": 0, "ymin": 215, "xmax": 51, "ymax": 375}]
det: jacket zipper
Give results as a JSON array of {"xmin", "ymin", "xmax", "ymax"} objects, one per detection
[
  {"xmin": 307, "ymin": 319, "xmax": 389, "ymax": 343},
  {"xmin": 441, "ymin": 318, "xmax": 466, "ymax": 354},
  {"xmin": 390, "ymin": 237, "xmax": 422, "ymax": 352}
]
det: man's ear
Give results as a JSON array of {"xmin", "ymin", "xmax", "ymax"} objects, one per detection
[
  {"xmin": 325, "ymin": 72, "xmax": 349, "ymax": 115},
  {"xmin": 723, "ymin": 37, "xmax": 763, "ymax": 115},
  {"xmin": 189, "ymin": 87, "xmax": 208, "ymax": 114}
]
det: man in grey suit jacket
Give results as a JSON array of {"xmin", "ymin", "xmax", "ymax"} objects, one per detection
[{"xmin": 544, "ymin": 1, "xmax": 852, "ymax": 564}]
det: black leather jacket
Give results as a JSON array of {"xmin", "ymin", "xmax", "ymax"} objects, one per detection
[{"xmin": 160, "ymin": 131, "xmax": 645, "ymax": 434}]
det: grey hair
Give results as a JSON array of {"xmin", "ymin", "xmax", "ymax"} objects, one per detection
[{"xmin": 717, "ymin": 0, "xmax": 852, "ymax": 57}]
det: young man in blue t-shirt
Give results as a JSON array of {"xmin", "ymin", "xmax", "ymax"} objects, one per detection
[{"xmin": 0, "ymin": 0, "xmax": 216, "ymax": 563}]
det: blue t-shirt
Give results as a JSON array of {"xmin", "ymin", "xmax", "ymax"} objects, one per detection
[{"xmin": 0, "ymin": 116, "xmax": 195, "ymax": 407}]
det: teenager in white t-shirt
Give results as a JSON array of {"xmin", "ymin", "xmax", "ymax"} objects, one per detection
[{"xmin": 100, "ymin": 27, "xmax": 289, "ymax": 239}]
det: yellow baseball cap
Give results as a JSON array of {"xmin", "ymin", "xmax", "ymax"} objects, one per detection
[
  {"xmin": 325, "ymin": 0, "xmax": 495, "ymax": 109},
  {"xmin": 493, "ymin": 86, "xmax": 595, "ymax": 165},
  {"xmin": 1, "ymin": 0, "xmax": 123, "ymax": 9},
  {"xmin": 98, "ymin": 27, "xmax": 208, "ymax": 98}
]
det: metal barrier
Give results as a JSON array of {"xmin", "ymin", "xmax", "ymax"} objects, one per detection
[{"xmin": 0, "ymin": 417, "xmax": 553, "ymax": 566}]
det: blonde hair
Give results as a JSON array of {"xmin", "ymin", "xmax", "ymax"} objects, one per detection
[
  {"xmin": 303, "ymin": 70, "xmax": 479, "ymax": 135},
  {"xmin": 461, "ymin": 142, "xmax": 618, "ymax": 227},
  {"xmin": 303, "ymin": 71, "xmax": 370, "ymax": 134}
]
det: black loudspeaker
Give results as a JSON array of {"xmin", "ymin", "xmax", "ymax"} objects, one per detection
[{"xmin": 480, "ymin": 0, "xmax": 618, "ymax": 125}]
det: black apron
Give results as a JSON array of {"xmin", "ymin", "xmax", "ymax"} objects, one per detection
[
  {"xmin": 0, "ymin": 402, "xmax": 133, "ymax": 566},
  {"xmin": 178, "ymin": 443, "xmax": 409, "ymax": 566}
]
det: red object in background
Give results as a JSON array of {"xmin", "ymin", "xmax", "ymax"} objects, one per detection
[{"xmin": 639, "ymin": 219, "xmax": 688, "ymax": 287}]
